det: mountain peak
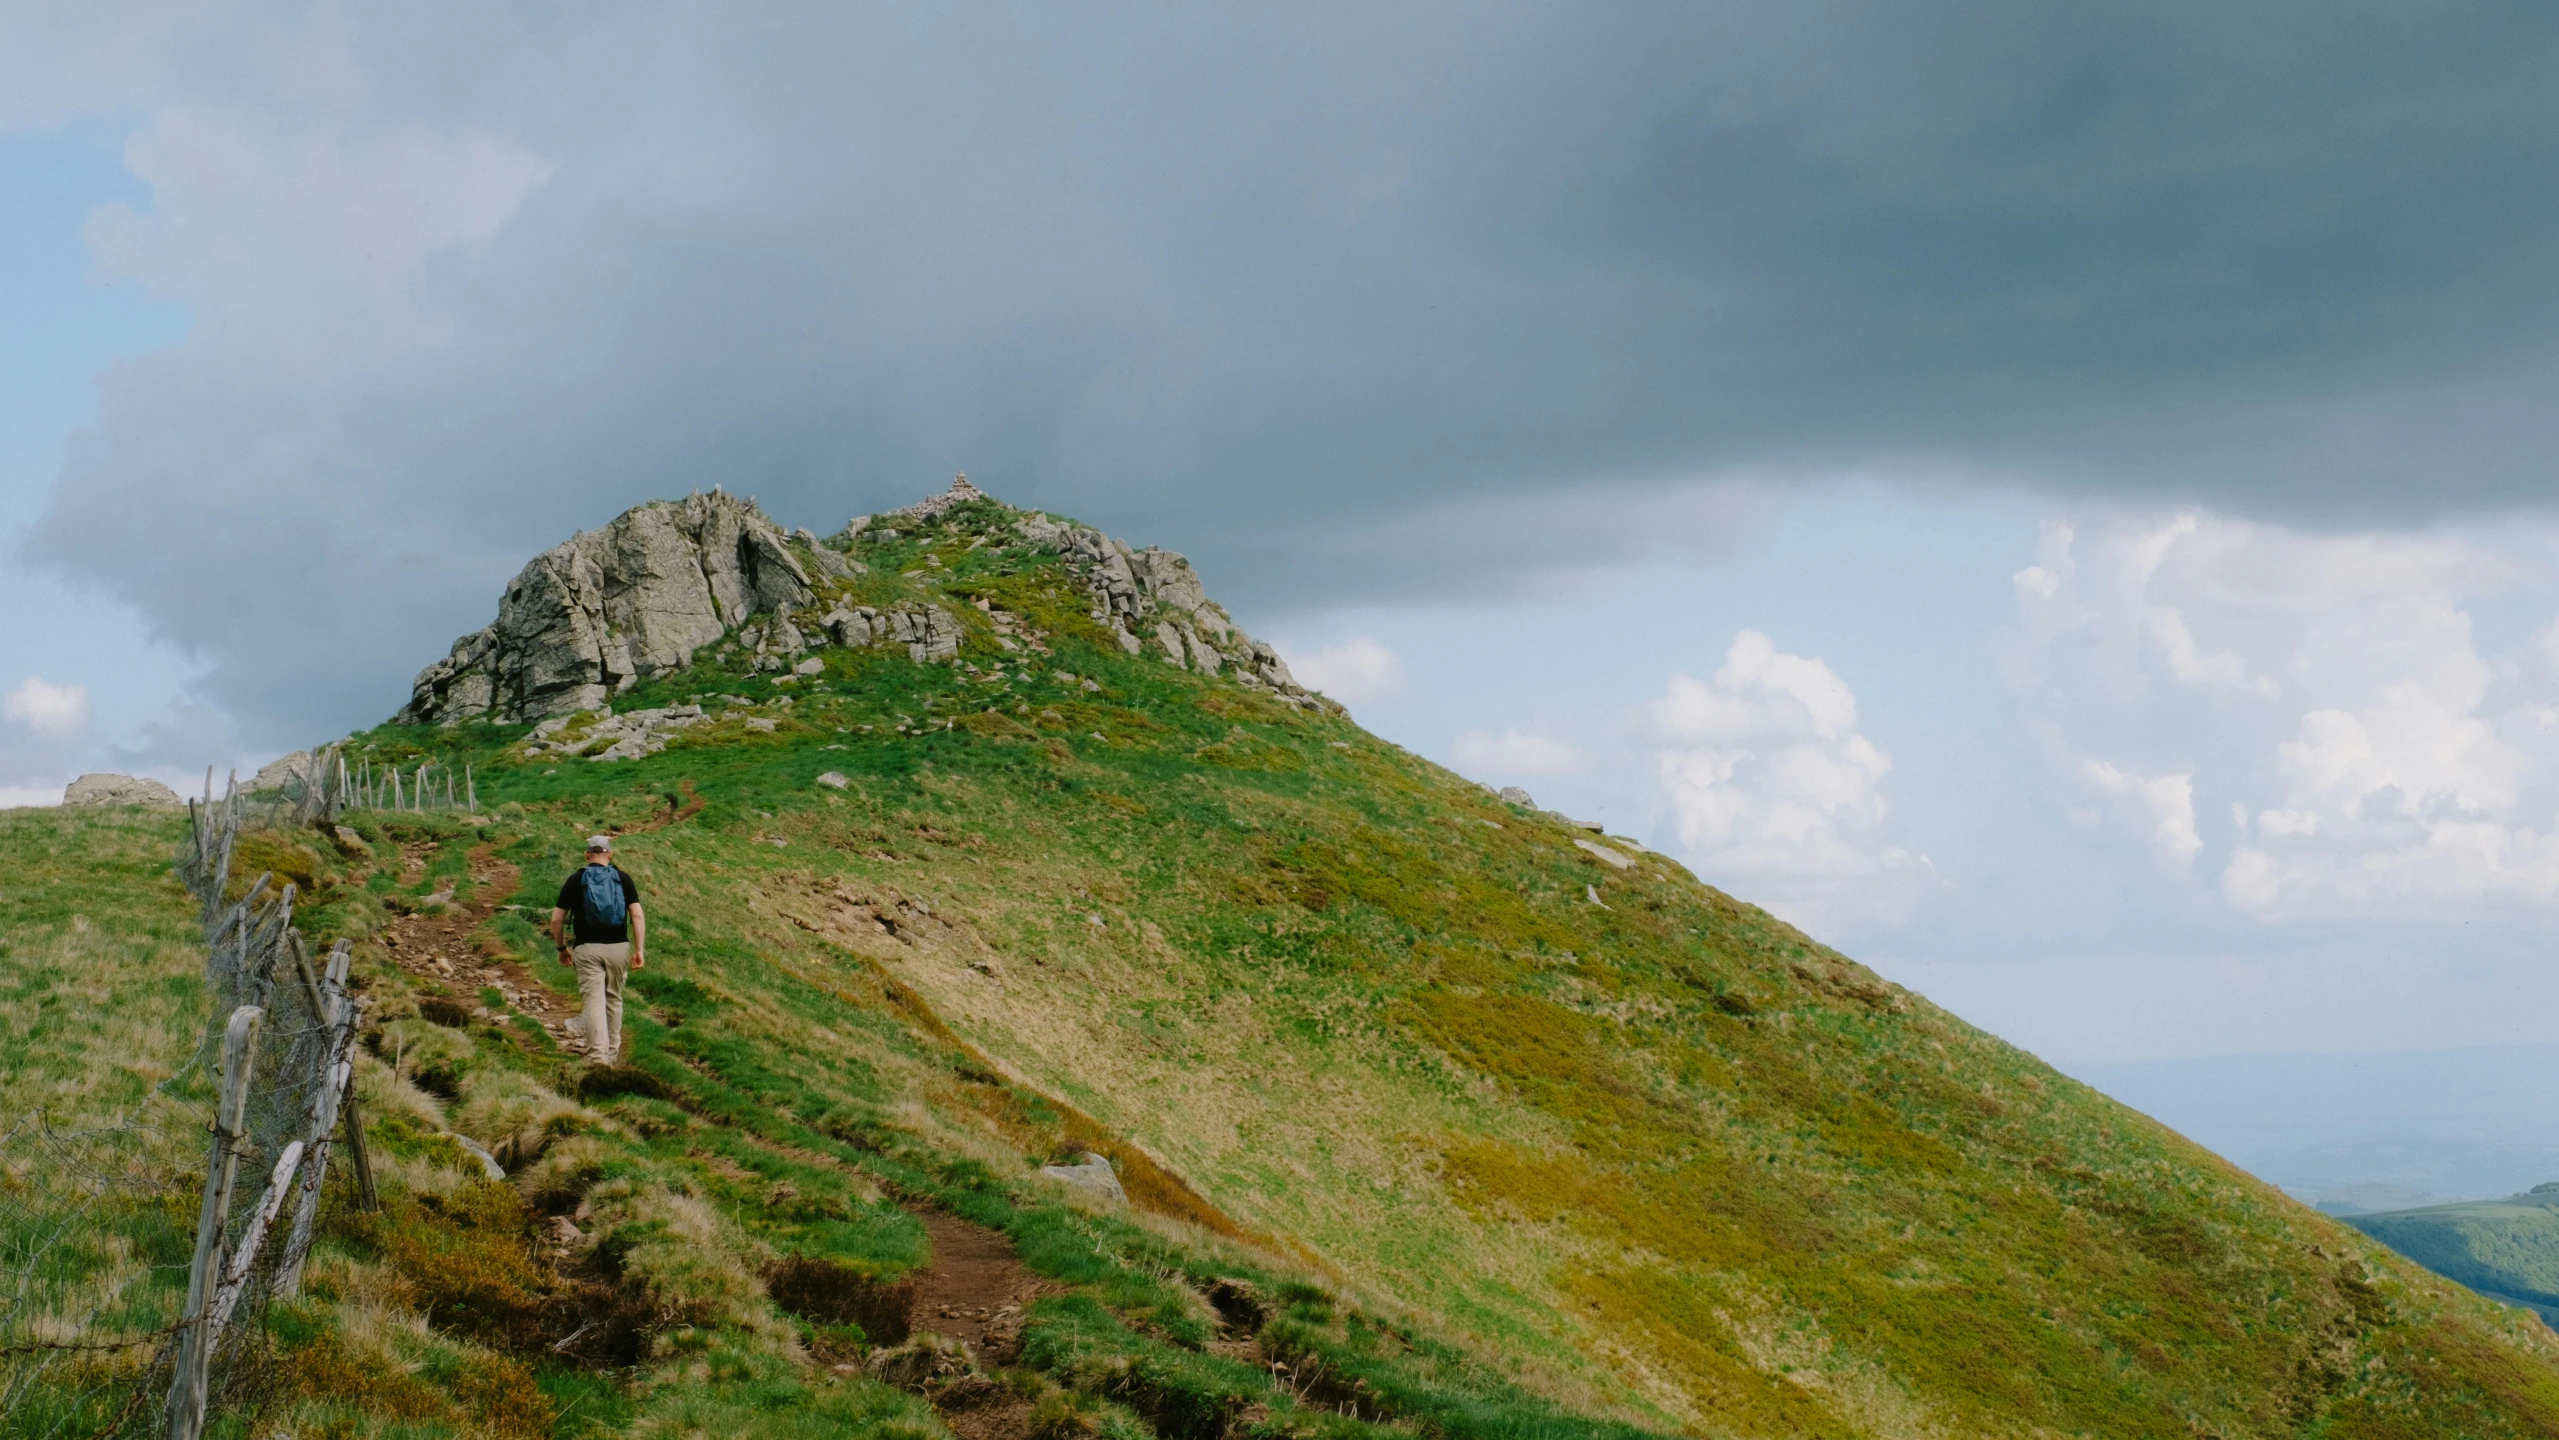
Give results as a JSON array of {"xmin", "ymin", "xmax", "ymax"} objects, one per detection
[{"xmin": 395, "ymin": 480, "xmax": 1309, "ymax": 726}]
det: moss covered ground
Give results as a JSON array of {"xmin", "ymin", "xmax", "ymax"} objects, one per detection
[{"xmin": 9, "ymin": 495, "xmax": 2559, "ymax": 1437}]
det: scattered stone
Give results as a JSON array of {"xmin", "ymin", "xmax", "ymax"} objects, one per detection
[
  {"xmin": 793, "ymin": 656, "xmax": 825, "ymax": 676},
  {"xmin": 61, "ymin": 774, "xmax": 182, "ymax": 809},
  {"xmin": 330, "ymin": 825, "xmax": 371, "ymax": 857},
  {"xmin": 1555, "ymin": 814, "xmax": 1607, "ymax": 833},
  {"xmin": 746, "ymin": 718, "xmax": 779, "ymax": 733},
  {"xmin": 1038, "ymin": 1152, "xmax": 1128, "ymax": 1204},
  {"xmin": 866, "ymin": 1333, "xmax": 976, "ymax": 1390},
  {"xmin": 816, "ymin": 771, "xmax": 850, "ymax": 790},
  {"xmin": 1498, "ymin": 786, "xmax": 1536, "ymax": 808},
  {"xmin": 1574, "ymin": 838, "xmax": 1635, "ymax": 870}
]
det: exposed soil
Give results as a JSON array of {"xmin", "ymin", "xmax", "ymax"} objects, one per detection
[
  {"xmin": 865, "ymin": 1210, "xmax": 1054, "ymax": 1440},
  {"xmin": 375, "ymin": 844, "xmax": 584, "ymax": 1049},
  {"xmin": 912, "ymin": 1209, "xmax": 1048, "ymax": 1360}
]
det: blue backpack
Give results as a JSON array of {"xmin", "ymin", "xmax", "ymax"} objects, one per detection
[{"xmin": 579, "ymin": 864, "xmax": 628, "ymax": 928}]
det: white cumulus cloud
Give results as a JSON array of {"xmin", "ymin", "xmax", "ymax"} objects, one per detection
[
  {"xmin": 1645, "ymin": 631, "xmax": 1928, "ymax": 933},
  {"xmin": 2080, "ymin": 758, "xmax": 2202, "ymax": 869},
  {"xmin": 4, "ymin": 676, "xmax": 92, "ymax": 738},
  {"xmin": 2011, "ymin": 508, "xmax": 2559, "ymax": 919},
  {"xmin": 1453, "ymin": 728, "xmax": 1586, "ymax": 778},
  {"xmin": 1278, "ymin": 637, "xmax": 1402, "ymax": 705}
]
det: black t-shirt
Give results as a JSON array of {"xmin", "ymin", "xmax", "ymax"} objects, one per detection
[{"xmin": 557, "ymin": 864, "xmax": 641, "ymax": 944}]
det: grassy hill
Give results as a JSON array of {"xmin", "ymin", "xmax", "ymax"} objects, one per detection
[
  {"xmin": 11, "ymin": 490, "xmax": 2559, "ymax": 1438},
  {"xmin": 2349, "ymin": 1189, "xmax": 2559, "ymax": 1325}
]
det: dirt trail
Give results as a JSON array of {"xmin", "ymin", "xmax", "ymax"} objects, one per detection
[
  {"xmin": 912, "ymin": 1210, "xmax": 1047, "ymax": 1357},
  {"xmin": 376, "ymin": 843, "xmax": 583, "ymax": 1048},
  {"xmin": 902, "ymin": 1210, "xmax": 1051, "ymax": 1440}
]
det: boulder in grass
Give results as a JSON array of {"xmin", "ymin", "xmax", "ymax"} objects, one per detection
[
  {"xmin": 1038, "ymin": 1152, "xmax": 1128, "ymax": 1204},
  {"xmin": 61, "ymin": 774, "xmax": 183, "ymax": 809},
  {"xmin": 816, "ymin": 771, "xmax": 851, "ymax": 790}
]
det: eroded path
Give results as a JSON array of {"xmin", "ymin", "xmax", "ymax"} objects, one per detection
[
  {"xmin": 374, "ymin": 843, "xmax": 583, "ymax": 1047},
  {"xmin": 912, "ymin": 1210, "xmax": 1046, "ymax": 1356},
  {"xmin": 905, "ymin": 1211, "xmax": 1052, "ymax": 1440}
]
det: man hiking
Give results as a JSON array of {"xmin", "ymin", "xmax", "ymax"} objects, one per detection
[{"xmin": 551, "ymin": 835, "xmax": 644, "ymax": 1064}]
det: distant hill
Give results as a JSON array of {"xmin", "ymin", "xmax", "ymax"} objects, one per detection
[
  {"xmin": 2349, "ymin": 1187, "xmax": 2559, "ymax": 1323},
  {"xmin": 13, "ymin": 477, "xmax": 2559, "ymax": 1438}
]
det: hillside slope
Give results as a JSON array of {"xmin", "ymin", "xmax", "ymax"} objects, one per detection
[{"xmin": 12, "ymin": 480, "xmax": 2559, "ymax": 1439}]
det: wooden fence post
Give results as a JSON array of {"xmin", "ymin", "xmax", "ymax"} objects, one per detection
[
  {"xmin": 466, "ymin": 763, "xmax": 476, "ymax": 814},
  {"xmin": 165, "ymin": 1005, "xmax": 264, "ymax": 1440},
  {"xmin": 277, "ymin": 941, "xmax": 366, "ymax": 1294}
]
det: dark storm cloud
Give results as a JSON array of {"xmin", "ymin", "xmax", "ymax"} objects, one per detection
[{"xmin": 17, "ymin": 1, "xmax": 2559, "ymax": 738}]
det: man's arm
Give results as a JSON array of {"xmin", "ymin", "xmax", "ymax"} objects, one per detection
[
  {"xmin": 628, "ymin": 903, "xmax": 645, "ymax": 968},
  {"xmin": 550, "ymin": 906, "xmax": 569, "ymax": 959}
]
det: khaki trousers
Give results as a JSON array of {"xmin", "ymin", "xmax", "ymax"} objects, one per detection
[{"xmin": 572, "ymin": 942, "xmax": 631, "ymax": 1064}]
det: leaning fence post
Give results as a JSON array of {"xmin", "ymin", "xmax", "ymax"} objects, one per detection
[
  {"xmin": 465, "ymin": 763, "xmax": 476, "ymax": 813},
  {"xmin": 166, "ymin": 1005, "xmax": 264, "ymax": 1440},
  {"xmin": 277, "ymin": 940, "xmax": 366, "ymax": 1294}
]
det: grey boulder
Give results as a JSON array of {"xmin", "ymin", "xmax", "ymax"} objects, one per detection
[
  {"xmin": 61, "ymin": 774, "xmax": 183, "ymax": 809},
  {"xmin": 1038, "ymin": 1152, "xmax": 1128, "ymax": 1204}
]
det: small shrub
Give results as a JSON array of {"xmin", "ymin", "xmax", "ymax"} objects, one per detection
[
  {"xmin": 764, "ymin": 1254, "xmax": 916, "ymax": 1345},
  {"xmin": 418, "ymin": 996, "xmax": 473, "ymax": 1028},
  {"xmin": 357, "ymin": 1183, "xmax": 556, "ymax": 1350},
  {"xmin": 579, "ymin": 1064, "xmax": 675, "ymax": 1102}
]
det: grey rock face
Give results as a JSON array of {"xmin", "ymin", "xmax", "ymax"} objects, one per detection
[
  {"xmin": 1498, "ymin": 786, "xmax": 1536, "ymax": 808},
  {"xmin": 399, "ymin": 491, "xmax": 817, "ymax": 725},
  {"xmin": 887, "ymin": 605, "xmax": 961, "ymax": 663},
  {"xmin": 1037, "ymin": 1152, "xmax": 1128, "ymax": 1204},
  {"xmin": 1574, "ymin": 838, "xmax": 1635, "ymax": 870},
  {"xmin": 62, "ymin": 773, "xmax": 183, "ymax": 808},
  {"xmin": 1014, "ymin": 512, "xmax": 1319, "ymax": 704},
  {"xmin": 250, "ymin": 750, "xmax": 313, "ymax": 792}
]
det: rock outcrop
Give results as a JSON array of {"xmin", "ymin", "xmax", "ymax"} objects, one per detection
[
  {"xmin": 1012, "ymin": 513, "xmax": 1304, "ymax": 698},
  {"xmin": 62, "ymin": 773, "xmax": 183, "ymax": 808},
  {"xmin": 400, "ymin": 491, "xmax": 841, "ymax": 724},
  {"xmin": 396, "ymin": 476, "xmax": 1316, "ymax": 726}
]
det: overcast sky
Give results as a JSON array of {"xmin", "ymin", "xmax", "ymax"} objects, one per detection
[{"xmin": 8, "ymin": 3, "xmax": 2559, "ymax": 1079}]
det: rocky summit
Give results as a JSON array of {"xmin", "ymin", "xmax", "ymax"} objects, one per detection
[{"xmin": 397, "ymin": 477, "xmax": 1308, "ymax": 726}]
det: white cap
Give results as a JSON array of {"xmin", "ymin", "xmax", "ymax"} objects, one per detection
[{"xmin": 586, "ymin": 834, "xmax": 612, "ymax": 852}]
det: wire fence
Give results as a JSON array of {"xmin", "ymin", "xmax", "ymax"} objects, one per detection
[
  {"xmin": 274, "ymin": 746, "xmax": 476, "ymax": 815},
  {"xmin": 0, "ymin": 772, "xmax": 375, "ymax": 1440}
]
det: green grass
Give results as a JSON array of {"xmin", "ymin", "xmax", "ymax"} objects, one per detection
[{"xmin": 11, "ymin": 495, "xmax": 2559, "ymax": 1437}]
